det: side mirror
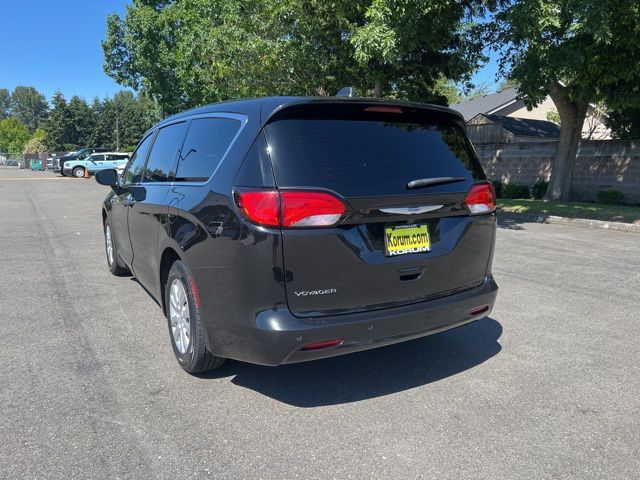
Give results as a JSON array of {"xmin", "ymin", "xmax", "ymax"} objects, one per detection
[{"xmin": 95, "ymin": 168, "xmax": 118, "ymax": 187}]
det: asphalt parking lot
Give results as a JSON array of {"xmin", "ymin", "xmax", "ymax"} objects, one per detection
[{"xmin": 1, "ymin": 166, "xmax": 639, "ymax": 479}]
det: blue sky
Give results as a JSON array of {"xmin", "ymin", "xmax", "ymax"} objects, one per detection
[
  {"xmin": 1, "ymin": 0, "xmax": 129, "ymax": 100},
  {"xmin": 1, "ymin": 0, "xmax": 501, "ymax": 103}
]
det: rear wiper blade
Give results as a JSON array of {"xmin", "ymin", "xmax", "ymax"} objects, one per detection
[{"xmin": 406, "ymin": 177, "xmax": 467, "ymax": 190}]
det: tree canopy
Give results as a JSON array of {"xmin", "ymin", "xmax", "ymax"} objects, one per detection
[
  {"xmin": 0, "ymin": 118, "xmax": 31, "ymax": 155},
  {"xmin": 606, "ymin": 108, "xmax": 640, "ymax": 140},
  {"xmin": 489, "ymin": 0, "xmax": 640, "ymax": 200},
  {"xmin": 9, "ymin": 86, "xmax": 49, "ymax": 132},
  {"xmin": 0, "ymin": 89, "xmax": 10, "ymax": 120},
  {"xmin": 0, "ymin": 84, "xmax": 160, "ymax": 154},
  {"xmin": 44, "ymin": 90, "xmax": 160, "ymax": 151},
  {"xmin": 102, "ymin": 0, "xmax": 497, "ymax": 114}
]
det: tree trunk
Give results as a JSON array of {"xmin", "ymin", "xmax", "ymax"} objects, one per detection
[
  {"xmin": 373, "ymin": 80, "xmax": 383, "ymax": 98},
  {"xmin": 544, "ymin": 82, "xmax": 588, "ymax": 202}
]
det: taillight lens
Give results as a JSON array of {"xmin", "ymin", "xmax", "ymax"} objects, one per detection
[
  {"xmin": 280, "ymin": 191, "xmax": 345, "ymax": 227},
  {"xmin": 236, "ymin": 190, "xmax": 345, "ymax": 228},
  {"xmin": 236, "ymin": 190, "xmax": 280, "ymax": 227},
  {"xmin": 464, "ymin": 182, "xmax": 496, "ymax": 215}
]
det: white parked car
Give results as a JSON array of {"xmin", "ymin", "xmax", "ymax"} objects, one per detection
[{"xmin": 63, "ymin": 152, "xmax": 130, "ymax": 178}]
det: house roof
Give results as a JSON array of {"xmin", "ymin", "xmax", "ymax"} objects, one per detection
[
  {"xmin": 481, "ymin": 114, "xmax": 561, "ymax": 138},
  {"xmin": 450, "ymin": 88, "xmax": 519, "ymax": 121}
]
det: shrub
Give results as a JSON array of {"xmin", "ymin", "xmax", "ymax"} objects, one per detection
[
  {"xmin": 596, "ymin": 189, "xmax": 625, "ymax": 205},
  {"xmin": 503, "ymin": 183, "xmax": 531, "ymax": 199},
  {"xmin": 490, "ymin": 179, "xmax": 503, "ymax": 198},
  {"xmin": 531, "ymin": 180, "xmax": 549, "ymax": 199}
]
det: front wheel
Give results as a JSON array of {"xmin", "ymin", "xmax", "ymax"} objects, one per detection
[
  {"xmin": 165, "ymin": 260, "xmax": 225, "ymax": 374},
  {"xmin": 72, "ymin": 167, "xmax": 85, "ymax": 178}
]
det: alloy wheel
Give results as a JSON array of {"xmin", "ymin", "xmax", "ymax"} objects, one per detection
[
  {"xmin": 169, "ymin": 279, "xmax": 191, "ymax": 355},
  {"xmin": 105, "ymin": 225, "xmax": 114, "ymax": 266}
]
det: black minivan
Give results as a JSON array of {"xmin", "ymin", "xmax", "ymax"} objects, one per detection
[{"xmin": 96, "ymin": 96, "xmax": 498, "ymax": 373}]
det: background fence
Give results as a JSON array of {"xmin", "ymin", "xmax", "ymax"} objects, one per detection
[
  {"xmin": 474, "ymin": 140, "xmax": 640, "ymax": 203},
  {"xmin": 1, "ymin": 151, "xmax": 66, "ymax": 169}
]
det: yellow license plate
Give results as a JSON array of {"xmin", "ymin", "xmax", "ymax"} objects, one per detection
[{"xmin": 384, "ymin": 224, "xmax": 430, "ymax": 256}]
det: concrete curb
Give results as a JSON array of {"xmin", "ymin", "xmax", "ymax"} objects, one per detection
[{"xmin": 498, "ymin": 211, "xmax": 640, "ymax": 233}]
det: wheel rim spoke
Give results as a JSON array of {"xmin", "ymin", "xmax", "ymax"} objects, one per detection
[
  {"xmin": 169, "ymin": 278, "xmax": 190, "ymax": 354},
  {"xmin": 105, "ymin": 226, "xmax": 114, "ymax": 265}
]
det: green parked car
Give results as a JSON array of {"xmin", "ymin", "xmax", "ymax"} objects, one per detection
[{"xmin": 30, "ymin": 159, "xmax": 43, "ymax": 171}]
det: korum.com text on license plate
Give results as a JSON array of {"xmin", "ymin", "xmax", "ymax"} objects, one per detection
[{"xmin": 384, "ymin": 224, "xmax": 430, "ymax": 256}]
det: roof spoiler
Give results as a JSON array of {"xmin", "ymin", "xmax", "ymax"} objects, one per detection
[{"xmin": 261, "ymin": 97, "xmax": 466, "ymax": 126}]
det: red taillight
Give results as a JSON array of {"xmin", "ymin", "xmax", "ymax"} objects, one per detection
[
  {"xmin": 280, "ymin": 191, "xmax": 345, "ymax": 227},
  {"xmin": 235, "ymin": 190, "xmax": 345, "ymax": 228},
  {"xmin": 464, "ymin": 182, "xmax": 496, "ymax": 215},
  {"xmin": 236, "ymin": 190, "xmax": 280, "ymax": 227},
  {"xmin": 301, "ymin": 338, "xmax": 344, "ymax": 351}
]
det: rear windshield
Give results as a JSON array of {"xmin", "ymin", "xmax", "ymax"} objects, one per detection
[{"xmin": 264, "ymin": 115, "xmax": 484, "ymax": 197}]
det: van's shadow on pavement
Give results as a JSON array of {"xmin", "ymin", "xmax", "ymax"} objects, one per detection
[{"xmin": 200, "ymin": 318, "xmax": 502, "ymax": 407}]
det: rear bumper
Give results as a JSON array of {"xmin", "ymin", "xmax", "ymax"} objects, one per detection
[{"xmin": 217, "ymin": 275, "xmax": 498, "ymax": 366}]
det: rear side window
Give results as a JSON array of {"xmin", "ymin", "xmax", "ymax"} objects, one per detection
[
  {"xmin": 143, "ymin": 122, "xmax": 187, "ymax": 182},
  {"xmin": 123, "ymin": 133, "xmax": 154, "ymax": 184},
  {"xmin": 264, "ymin": 116, "xmax": 484, "ymax": 197},
  {"xmin": 175, "ymin": 118, "xmax": 241, "ymax": 182}
]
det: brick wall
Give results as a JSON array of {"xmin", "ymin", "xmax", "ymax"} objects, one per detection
[{"xmin": 474, "ymin": 140, "xmax": 640, "ymax": 203}]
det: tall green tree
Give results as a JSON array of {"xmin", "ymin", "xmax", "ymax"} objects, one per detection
[
  {"xmin": 68, "ymin": 96, "xmax": 96, "ymax": 147},
  {"xmin": 0, "ymin": 88, "xmax": 10, "ymax": 120},
  {"xmin": 0, "ymin": 118, "xmax": 31, "ymax": 155},
  {"xmin": 102, "ymin": 0, "xmax": 497, "ymax": 114},
  {"xmin": 489, "ymin": 0, "xmax": 640, "ymax": 201},
  {"xmin": 349, "ymin": 0, "xmax": 492, "ymax": 100},
  {"xmin": 114, "ymin": 91, "xmax": 160, "ymax": 149},
  {"xmin": 91, "ymin": 91, "xmax": 160, "ymax": 150},
  {"xmin": 10, "ymin": 86, "xmax": 49, "ymax": 132},
  {"xmin": 86, "ymin": 97, "xmax": 110, "ymax": 147},
  {"xmin": 46, "ymin": 92, "xmax": 74, "ymax": 151}
]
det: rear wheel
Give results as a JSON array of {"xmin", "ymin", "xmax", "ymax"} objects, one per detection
[
  {"xmin": 104, "ymin": 219, "xmax": 130, "ymax": 276},
  {"xmin": 72, "ymin": 167, "xmax": 85, "ymax": 178},
  {"xmin": 165, "ymin": 260, "xmax": 225, "ymax": 374}
]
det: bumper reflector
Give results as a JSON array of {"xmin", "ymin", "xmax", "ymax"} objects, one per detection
[
  {"xmin": 301, "ymin": 339, "xmax": 344, "ymax": 351},
  {"xmin": 469, "ymin": 305, "xmax": 490, "ymax": 317}
]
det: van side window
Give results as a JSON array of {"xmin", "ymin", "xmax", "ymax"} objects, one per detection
[
  {"xmin": 122, "ymin": 133, "xmax": 154, "ymax": 185},
  {"xmin": 175, "ymin": 118, "xmax": 241, "ymax": 182},
  {"xmin": 143, "ymin": 122, "xmax": 188, "ymax": 182}
]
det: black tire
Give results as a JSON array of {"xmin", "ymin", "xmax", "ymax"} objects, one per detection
[
  {"xmin": 72, "ymin": 166, "xmax": 85, "ymax": 178},
  {"xmin": 165, "ymin": 260, "xmax": 226, "ymax": 374},
  {"xmin": 104, "ymin": 218, "xmax": 130, "ymax": 276}
]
